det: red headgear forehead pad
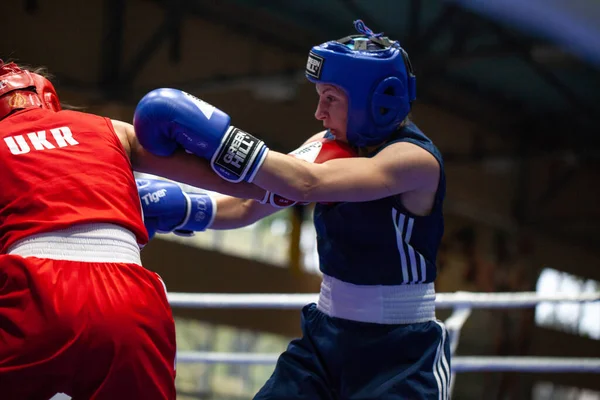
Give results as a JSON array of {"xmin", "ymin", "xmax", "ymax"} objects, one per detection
[{"xmin": 0, "ymin": 60, "xmax": 61, "ymax": 120}]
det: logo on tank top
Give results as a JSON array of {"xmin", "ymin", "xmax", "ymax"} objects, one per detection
[{"xmin": 3, "ymin": 126, "xmax": 79, "ymax": 155}]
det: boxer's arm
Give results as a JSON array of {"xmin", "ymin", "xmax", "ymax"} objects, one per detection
[
  {"xmin": 200, "ymin": 131, "xmax": 330, "ymax": 228},
  {"xmin": 113, "ymin": 119, "xmax": 266, "ymax": 200},
  {"xmin": 190, "ymin": 131, "xmax": 331, "ymax": 229},
  {"xmin": 209, "ymin": 196, "xmax": 282, "ymax": 230},
  {"xmin": 253, "ymin": 141, "xmax": 440, "ymax": 203}
]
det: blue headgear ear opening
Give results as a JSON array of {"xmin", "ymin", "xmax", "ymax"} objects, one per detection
[
  {"xmin": 369, "ymin": 48, "xmax": 416, "ymax": 129},
  {"xmin": 371, "ymin": 77, "xmax": 407, "ymax": 126}
]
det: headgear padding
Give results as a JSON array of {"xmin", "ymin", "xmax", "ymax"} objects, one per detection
[
  {"xmin": 0, "ymin": 60, "xmax": 61, "ymax": 120},
  {"xmin": 305, "ymin": 20, "xmax": 416, "ymax": 147}
]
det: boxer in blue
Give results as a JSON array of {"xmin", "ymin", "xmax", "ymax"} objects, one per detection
[{"xmin": 135, "ymin": 19, "xmax": 450, "ymax": 400}]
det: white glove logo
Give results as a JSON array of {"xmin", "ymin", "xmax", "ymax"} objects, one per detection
[
  {"xmin": 136, "ymin": 179, "xmax": 151, "ymax": 189},
  {"xmin": 141, "ymin": 189, "xmax": 167, "ymax": 205},
  {"xmin": 289, "ymin": 141, "xmax": 322, "ymax": 163},
  {"xmin": 183, "ymin": 92, "xmax": 215, "ymax": 120}
]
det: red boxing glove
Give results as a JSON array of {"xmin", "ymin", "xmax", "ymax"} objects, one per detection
[
  {"xmin": 260, "ymin": 191, "xmax": 298, "ymax": 208},
  {"xmin": 261, "ymin": 137, "xmax": 357, "ymax": 208},
  {"xmin": 289, "ymin": 137, "xmax": 357, "ymax": 164}
]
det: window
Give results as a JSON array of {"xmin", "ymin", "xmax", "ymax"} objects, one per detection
[
  {"xmin": 535, "ymin": 268, "xmax": 600, "ymax": 340},
  {"xmin": 533, "ymin": 381, "xmax": 600, "ymax": 400},
  {"xmin": 175, "ymin": 318, "xmax": 290, "ymax": 398}
]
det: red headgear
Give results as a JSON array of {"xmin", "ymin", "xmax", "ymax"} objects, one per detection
[{"xmin": 0, "ymin": 60, "xmax": 61, "ymax": 120}]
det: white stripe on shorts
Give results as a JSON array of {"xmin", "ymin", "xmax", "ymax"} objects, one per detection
[{"xmin": 432, "ymin": 320, "xmax": 451, "ymax": 400}]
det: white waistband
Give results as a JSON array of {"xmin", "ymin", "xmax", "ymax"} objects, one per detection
[
  {"xmin": 317, "ymin": 274, "xmax": 436, "ymax": 324},
  {"xmin": 7, "ymin": 223, "xmax": 142, "ymax": 265}
]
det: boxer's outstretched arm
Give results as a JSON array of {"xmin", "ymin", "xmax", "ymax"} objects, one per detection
[
  {"xmin": 208, "ymin": 130, "xmax": 331, "ymax": 229},
  {"xmin": 253, "ymin": 141, "xmax": 441, "ymax": 203},
  {"xmin": 128, "ymin": 88, "xmax": 437, "ymax": 203},
  {"xmin": 209, "ymin": 196, "xmax": 281, "ymax": 230},
  {"xmin": 113, "ymin": 119, "xmax": 266, "ymax": 201}
]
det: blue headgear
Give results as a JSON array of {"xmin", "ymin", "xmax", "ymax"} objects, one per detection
[{"xmin": 305, "ymin": 20, "xmax": 416, "ymax": 147}]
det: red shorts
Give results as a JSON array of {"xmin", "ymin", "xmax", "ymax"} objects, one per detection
[{"xmin": 0, "ymin": 255, "xmax": 177, "ymax": 400}]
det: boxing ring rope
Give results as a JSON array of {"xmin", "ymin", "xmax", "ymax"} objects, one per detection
[
  {"xmin": 170, "ymin": 291, "xmax": 600, "ymax": 374},
  {"xmin": 168, "ymin": 291, "xmax": 600, "ymax": 310},
  {"xmin": 175, "ymin": 351, "xmax": 600, "ymax": 373}
]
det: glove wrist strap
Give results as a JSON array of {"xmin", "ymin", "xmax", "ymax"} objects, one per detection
[
  {"xmin": 211, "ymin": 126, "xmax": 268, "ymax": 183},
  {"xmin": 173, "ymin": 192, "xmax": 193, "ymax": 232}
]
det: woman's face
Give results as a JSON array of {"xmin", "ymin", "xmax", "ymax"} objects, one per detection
[{"xmin": 314, "ymin": 83, "xmax": 348, "ymax": 141}]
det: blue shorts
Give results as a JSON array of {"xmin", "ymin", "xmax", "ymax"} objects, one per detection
[{"xmin": 254, "ymin": 303, "xmax": 451, "ymax": 400}]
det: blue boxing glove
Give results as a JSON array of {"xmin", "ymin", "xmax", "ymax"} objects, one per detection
[
  {"xmin": 137, "ymin": 178, "xmax": 216, "ymax": 240},
  {"xmin": 133, "ymin": 88, "xmax": 269, "ymax": 183}
]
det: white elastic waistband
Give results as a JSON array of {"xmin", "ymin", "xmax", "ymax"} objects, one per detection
[
  {"xmin": 7, "ymin": 223, "xmax": 142, "ymax": 265},
  {"xmin": 317, "ymin": 274, "xmax": 436, "ymax": 324}
]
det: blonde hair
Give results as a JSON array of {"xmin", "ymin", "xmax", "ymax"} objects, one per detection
[{"xmin": 397, "ymin": 114, "xmax": 411, "ymax": 129}]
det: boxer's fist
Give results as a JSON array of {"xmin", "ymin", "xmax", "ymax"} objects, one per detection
[
  {"xmin": 261, "ymin": 137, "xmax": 357, "ymax": 207},
  {"xmin": 137, "ymin": 178, "xmax": 216, "ymax": 239},
  {"xmin": 134, "ymin": 88, "xmax": 268, "ymax": 183},
  {"xmin": 289, "ymin": 137, "xmax": 357, "ymax": 164}
]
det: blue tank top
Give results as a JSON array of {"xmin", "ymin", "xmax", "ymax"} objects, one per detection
[{"xmin": 314, "ymin": 122, "xmax": 445, "ymax": 285}]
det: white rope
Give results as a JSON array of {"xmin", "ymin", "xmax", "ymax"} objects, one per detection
[
  {"xmin": 451, "ymin": 357, "xmax": 600, "ymax": 373},
  {"xmin": 168, "ymin": 291, "xmax": 600, "ymax": 309},
  {"xmin": 445, "ymin": 307, "xmax": 472, "ymax": 354},
  {"xmin": 175, "ymin": 352, "xmax": 600, "ymax": 373},
  {"xmin": 177, "ymin": 351, "xmax": 278, "ymax": 365},
  {"xmin": 445, "ymin": 307, "xmax": 473, "ymax": 396}
]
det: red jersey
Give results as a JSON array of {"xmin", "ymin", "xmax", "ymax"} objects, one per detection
[{"xmin": 0, "ymin": 108, "xmax": 148, "ymax": 252}]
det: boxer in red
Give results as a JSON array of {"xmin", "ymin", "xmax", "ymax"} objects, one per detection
[{"xmin": 0, "ymin": 60, "xmax": 264, "ymax": 399}]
